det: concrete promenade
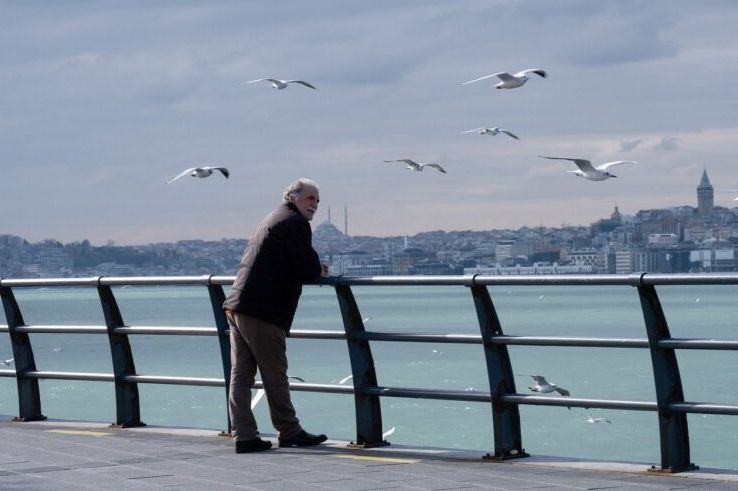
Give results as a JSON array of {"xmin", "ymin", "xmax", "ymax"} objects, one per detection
[{"xmin": 2, "ymin": 417, "xmax": 738, "ymax": 490}]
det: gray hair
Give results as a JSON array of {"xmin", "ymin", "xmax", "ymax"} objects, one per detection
[{"xmin": 283, "ymin": 178, "xmax": 319, "ymax": 203}]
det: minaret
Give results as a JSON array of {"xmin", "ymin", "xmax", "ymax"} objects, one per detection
[
  {"xmin": 327, "ymin": 207, "xmax": 331, "ymax": 224},
  {"xmin": 697, "ymin": 168, "xmax": 713, "ymax": 216},
  {"xmin": 344, "ymin": 205, "xmax": 348, "ymax": 235}
]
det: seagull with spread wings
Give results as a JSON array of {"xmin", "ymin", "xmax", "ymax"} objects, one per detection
[
  {"xmin": 384, "ymin": 159, "xmax": 447, "ymax": 173},
  {"xmin": 585, "ymin": 413, "xmax": 612, "ymax": 424},
  {"xmin": 539, "ymin": 156, "xmax": 637, "ymax": 181},
  {"xmin": 528, "ymin": 374, "xmax": 570, "ymax": 396},
  {"xmin": 242, "ymin": 78, "xmax": 317, "ymax": 90},
  {"xmin": 461, "ymin": 127, "xmax": 519, "ymax": 139},
  {"xmin": 462, "ymin": 69, "xmax": 547, "ymax": 89},
  {"xmin": 165, "ymin": 166, "xmax": 230, "ymax": 184}
]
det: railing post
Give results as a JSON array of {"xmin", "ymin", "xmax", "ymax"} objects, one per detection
[
  {"xmin": 0, "ymin": 285, "xmax": 46, "ymax": 421},
  {"xmin": 633, "ymin": 274, "xmax": 697, "ymax": 473},
  {"xmin": 333, "ymin": 283, "xmax": 386, "ymax": 447},
  {"xmin": 206, "ymin": 281, "xmax": 232, "ymax": 435},
  {"xmin": 469, "ymin": 282, "xmax": 528, "ymax": 460},
  {"xmin": 97, "ymin": 282, "xmax": 145, "ymax": 427}
]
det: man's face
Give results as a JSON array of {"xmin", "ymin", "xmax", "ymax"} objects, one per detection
[{"xmin": 291, "ymin": 185, "xmax": 320, "ymax": 221}]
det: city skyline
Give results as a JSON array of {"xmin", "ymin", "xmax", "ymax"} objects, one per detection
[{"xmin": 3, "ymin": 2, "xmax": 738, "ymax": 245}]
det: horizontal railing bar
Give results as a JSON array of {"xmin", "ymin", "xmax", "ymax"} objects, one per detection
[
  {"xmin": 657, "ymin": 339, "xmax": 738, "ymax": 350},
  {"xmin": 362, "ymin": 386, "xmax": 492, "ymax": 402},
  {"xmin": 100, "ymin": 276, "xmax": 216, "ymax": 286},
  {"xmin": 0, "ymin": 277, "xmax": 104, "ymax": 287},
  {"xmin": 24, "ymin": 371, "xmax": 114, "ymax": 382},
  {"xmin": 359, "ymin": 386, "xmax": 658, "ymax": 411},
  {"xmin": 473, "ymin": 274, "xmax": 634, "ymax": 286},
  {"xmin": 669, "ymin": 402, "xmax": 738, "ymax": 415},
  {"xmin": 288, "ymin": 329, "xmax": 346, "ymax": 340},
  {"xmin": 0, "ymin": 276, "xmax": 222, "ymax": 288},
  {"xmin": 114, "ymin": 327, "xmax": 217, "ymax": 336},
  {"xmin": 7, "ymin": 326, "xmax": 738, "ymax": 352},
  {"xmin": 5, "ymin": 325, "xmax": 219, "ymax": 336},
  {"xmin": 4, "ymin": 273, "xmax": 738, "ymax": 289},
  {"xmin": 490, "ymin": 335, "xmax": 648, "ymax": 348},
  {"xmin": 501, "ymin": 394, "xmax": 657, "ymax": 411},
  {"xmin": 11, "ymin": 325, "xmax": 108, "ymax": 334},
  {"xmin": 351, "ymin": 332, "xmax": 482, "ymax": 343},
  {"xmin": 121, "ymin": 375, "xmax": 224, "ymax": 387},
  {"xmin": 329, "ymin": 276, "xmax": 473, "ymax": 286},
  {"xmin": 282, "ymin": 382, "xmax": 355, "ymax": 395},
  {"xmin": 639, "ymin": 273, "xmax": 738, "ymax": 285},
  {"xmin": 13, "ymin": 370, "xmax": 738, "ymax": 415}
]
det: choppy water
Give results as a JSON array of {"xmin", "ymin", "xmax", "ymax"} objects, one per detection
[{"xmin": 1, "ymin": 282, "xmax": 737, "ymax": 470}]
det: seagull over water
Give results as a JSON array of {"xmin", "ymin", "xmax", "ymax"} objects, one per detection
[
  {"xmin": 539, "ymin": 156, "xmax": 637, "ymax": 181},
  {"xmin": 461, "ymin": 127, "xmax": 519, "ymax": 139},
  {"xmin": 165, "ymin": 166, "xmax": 230, "ymax": 184},
  {"xmin": 384, "ymin": 159, "xmax": 447, "ymax": 173},
  {"xmin": 585, "ymin": 413, "xmax": 612, "ymax": 424},
  {"xmin": 462, "ymin": 69, "xmax": 547, "ymax": 89},
  {"xmin": 528, "ymin": 375, "xmax": 570, "ymax": 396},
  {"xmin": 1, "ymin": 358, "xmax": 14, "ymax": 366},
  {"xmin": 242, "ymin": 78, "xmax": 317, "ymax": 90},
  {"xmin": 251, "ymin": 376, "xmax": 304, "ymax": 409}
]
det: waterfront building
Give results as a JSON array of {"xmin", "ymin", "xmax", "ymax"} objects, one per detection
[{"xmin": 329, "ymin": 251, "xmax": 370, "ymax": 275}]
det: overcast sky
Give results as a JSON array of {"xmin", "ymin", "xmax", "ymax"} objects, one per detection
[{"xmin": 3, "ymin": 1, "xmax": 738, "ymax": 245}]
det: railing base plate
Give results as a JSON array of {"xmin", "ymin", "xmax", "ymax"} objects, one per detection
[
  {"xmin": 483, "ymin": 449, "xmax": 529, "ymax": 461},
  {"xmin": 648, "ymin": 463, "xmax": 699, "ymax": 474},
  {"xmin": 347, "ymin": 440, "xmax": 391, "ymax": 449},
  {"xmin": 109, "ymin": 422, "xmax": 147, "ymax": 429},
  {"xmin": 12, "ymin": 415, "xmax": 47, "ymax": 422}
]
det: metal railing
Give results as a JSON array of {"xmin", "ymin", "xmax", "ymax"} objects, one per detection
[{"xmin": 2, "ymin": 273, "xmax": 738, "ymax": 473}]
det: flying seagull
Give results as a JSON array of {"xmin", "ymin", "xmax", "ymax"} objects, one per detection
[
  {"xmin": 1, "ymin": 358, "xmax": 14, "ymax": 366},
  {"xmin": 251, "ymin": 375, "xmax": 304, "ymax": 409},
  {"xmin": 462, "ymin": 69, "xmax": 547, "ymax": 89},
  {"xmin": 242, "ymin": 78, "xmax": 317, "ymax": 90},
  {"xmin": 585, "ymin": 413, "xmax": 612, "ymax": 424},
  {"xmin": 250, "ymin": 388, "xmax": 265, "ymax": 409},
  {"xmin": 384, "ymin": 159, "xmax": 447, "ymax": 173},
  {"xmin": 165, "ymin": 166, "xmax": 230, "ymax": 184},
  {"xmin": 461, "ymin": 127, "xmax": 519, "ymax": 139},
  {"xmin": 528, "ymin": 374, "xmax": 570, "ymax": 396},
  {"xmin": 539, "ymin": 156, "xmax": 637, "ymax": 181},
  {"xmin": 337, "ymin": 374, "xmax": 353, "ymax": 385}
]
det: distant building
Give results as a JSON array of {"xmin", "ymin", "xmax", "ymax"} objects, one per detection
[
  {"xmin": 648, "ymin": 233, "xmax": 678, "ymax": 246},
  {"xmin": 697, "ymin": 169, "xmax": 714, "ymax": 216},
  {"xmin": 330, "ymin": 251, "xmax": 370, "ymax": 275},
  {"xmin": 614, "ymin": 249, "xmax": 632, "ymax": 274},
  {"xmin": 495, "ymin": 240, "xmax": 514, "ymax": 262}
]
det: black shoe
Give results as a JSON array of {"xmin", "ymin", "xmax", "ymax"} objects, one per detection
[
  {"xmin": 235, "ymin": 437, "xmax": 272, "ymax": 453},
  {"xmin": 278, "ymin": 430, "xmax": 327, "ymax": 448}
]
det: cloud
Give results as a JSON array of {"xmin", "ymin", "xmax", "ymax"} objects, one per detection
[{"xmin": 651, "ymin": 136, "xmax": 679, "ymax": 152}]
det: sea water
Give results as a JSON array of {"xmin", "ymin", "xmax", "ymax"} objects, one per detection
[{"xmin": 1, "ymin": 282, "xmax": 737, "ymax": 470}]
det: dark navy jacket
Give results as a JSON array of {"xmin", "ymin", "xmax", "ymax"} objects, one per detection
[{"xmin": 223, "ymin": 202, "xmax": 322, "ymax": 331}]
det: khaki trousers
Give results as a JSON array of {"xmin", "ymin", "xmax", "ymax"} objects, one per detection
[{"xmin": 226, "ymin": 312, "xmax": 302, "ymax": 442}]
